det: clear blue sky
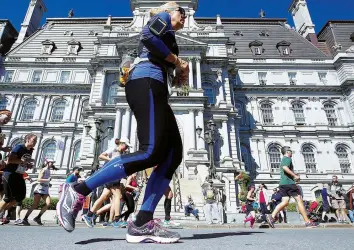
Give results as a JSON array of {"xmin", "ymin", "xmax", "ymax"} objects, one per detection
[{"xmin": 2, "ymin": 0, "xmax": 353, "ymax": 32}]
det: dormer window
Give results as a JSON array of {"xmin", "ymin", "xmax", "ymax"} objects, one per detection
[
  {"xmin": 249, "ymin": 40, "xmax": 264, "ymax": 56},
  {"xmin": 67, "ymin": 39, "xmax": 82, "ymax": 55},
  {"xmin": 41, "ymin": 40, "xmax": 55, "ymax": 55},
  {"xmin": 227, "ymin": 41, "xmax": 236, "ymax": 55},
  {"xmin": 276, "ymin": 40, "xmax": 292, "ymax": 56}
]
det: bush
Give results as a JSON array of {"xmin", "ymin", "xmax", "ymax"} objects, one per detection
[
  {"xmin": 287, "ymin": 202, "xmax": 297, "ymax": 212},
  {"xmin": 21, "ymin": 197, "xmax": 58, "ymax": 210}
]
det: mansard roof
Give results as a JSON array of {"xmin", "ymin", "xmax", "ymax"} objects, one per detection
[
  {"xmin": 317, "ymin": 20, "xmax": 354, "ymax": 56},
  {"xmin": 196, "ymin": 17, "xmax": 329, "ymax": 59}
]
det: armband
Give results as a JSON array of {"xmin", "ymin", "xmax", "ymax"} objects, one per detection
[{"xmin": 149, "ymin": 17, "xmax": 168, "ymax": 36}]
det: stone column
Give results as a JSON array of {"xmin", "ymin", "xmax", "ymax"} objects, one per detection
[
  {"xmin": 98, "ymin": 70, "xmax": 107, "ymax": 105},
  {"xmin": 43, "ymin": 96, "xmax": 53, "ymax": 122},
  {"xmin": 195, "ymin": 58, "xmax": 202, "ymax": 89},
  {"xmin": 196, "ymin": 110, "xmax": 205, "ymax": 150},
  {"xmin": 38, "ymin": 95, "xmax": 47, "ymax": 121},
  {"xmin": 229, "ymin": 118, "xmax": 239, "ymax": 161},
  {"xmin": 113, "ymin": 108, "xmax": 122, "ymax": 139},
  {"xmin": 188, "ymin": 109, "xmax": 196, "ymax": 150},
  {"xmin": 8, "ymin": 95, "xmax": 16, "ymax": 113},
  {"xmin": 220, "ymin": 120, "xmax": 230, "ymax": 158},
  {"xmin": 12, "ymin": 94, "xmax": 23, "ymax": 122},
  {"xmin": 130, "ymin": 115, "xmax": 137, "ymax": 151},
  {"xmin": 224, "ymin": 76, "xmax": 232, "ymax": 105},
  {"xmin": 59, "ymin": 136, "xmax": 68, "ymax": 169},
  {"xmin": 188, "ymin": 58, "xmax": 194, "ymax": 89},
  {"xmin": 122, "ymin": 108, "xmax": 131, "ymax": 138},
  {"xmin": 68, "ymin": 95, "xmax": 76, "ymax": 121}
]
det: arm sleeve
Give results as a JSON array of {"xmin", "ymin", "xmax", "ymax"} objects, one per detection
[{"xmin": 140, "ymin": 13, "xmax": 172, "ymax": 59}]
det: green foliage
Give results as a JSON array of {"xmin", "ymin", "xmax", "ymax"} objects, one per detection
[
  {"xmin": 21, "ymin": 197, "xmax": 58, "ymax": 210},
  {"xmin": 287, "ymin": 202, "xmax": 297, "ymax": 212},
  {"xmin": 236, "ymin": 171, "xmax": 251, "ymax": 202}
]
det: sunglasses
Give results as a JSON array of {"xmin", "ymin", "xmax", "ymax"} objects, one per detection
[{"xmin": 176, "ymin": 7, "xmax": 186, "ymax": 18}]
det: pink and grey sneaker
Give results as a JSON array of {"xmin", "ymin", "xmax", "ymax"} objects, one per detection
[
  {"xmin": 305, "ymin": 221, "xmax": 319, "ymax": 228},
  {"xmin": 126, "ymin": 219, "xmax": 181, "ymax": 244},
  {"xmin": 56, "ymin": 183, "xmax": 85, "ymax": 233},
  {"xmin": 266, "ymin": 214, "xmax": 276, "ymax": 228}
]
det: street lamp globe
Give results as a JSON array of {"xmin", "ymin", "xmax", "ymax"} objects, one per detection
[
  {"xmin": 107, "ymin": 125, "xmax": 114, "ymax": 136},
  {"xmin": 94, "ymin": 117, "xmax": 103, "ymax": 129},
  {"xmin": 196, "ymin": 126, "xmax": 203, "ymax": 136},
  {"xmin": 204, "ymin": 130, "xmax": 210, "ymax": 141},
  {"xmin": 209, "ymin": 120, "xmax": 216, "ymax": 132}
]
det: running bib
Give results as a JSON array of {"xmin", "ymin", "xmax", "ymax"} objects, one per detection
[{"xmin": 16, "ymin": 165, "xmax": 26, "ymax": 174}]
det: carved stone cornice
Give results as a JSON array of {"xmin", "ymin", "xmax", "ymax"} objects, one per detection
[
  {"xmin": 234, "ymin": 85, "xmax": 342, "ymax": 93},
  {"xmin": 0, "ymin": 83, "xmax": 91, "ymax": 92}
]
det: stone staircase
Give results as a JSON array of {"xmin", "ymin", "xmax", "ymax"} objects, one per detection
[{"xmin": 136, "ymin": 178, "xmax": 206, "ymax": 222}]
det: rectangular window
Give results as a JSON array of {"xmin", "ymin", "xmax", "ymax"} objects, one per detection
[
  {"xmin": 288, "ymin": 72, "xmax": 297, "ymax": 84},
  {"xmin": 318, "ymin": 72, "xmax": 327, "ymax": 84},
  {"xmin": 32, "ymin": 70, "xmax": 42, "ymax": 83},
  {"xmin": 204, "ymin": 88, "xmax": 215, "ymax": 105},
  {"xmin": 4, "ymin": 70, "xmax": 14, "ymax": 83},
  {"xmin": 60, "ymin": 71, "xmax": 71, "ymax": 83},
  {"xmin": 258, "ymin": 72, "xmax": 267, "ymax": 85},
  {"xmin": 283, "ymin": 47, "xmax": 290, "ymax": 55}
]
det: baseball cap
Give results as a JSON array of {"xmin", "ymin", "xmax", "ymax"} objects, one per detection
[
  {"xmin": 73, "ymin": 166, "xmax": 83, "ymax": 171},
  {"xmin": 120, "ymin": 137, "xmax": 131, "ymax": 147}
]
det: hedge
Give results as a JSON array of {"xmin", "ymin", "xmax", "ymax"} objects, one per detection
[{"xmin": 21, "ymin": 198, "xmax": 58, "ymax": 210}]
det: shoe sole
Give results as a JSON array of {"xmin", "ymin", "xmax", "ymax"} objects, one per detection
[
  {"xmin": 56, "ymin": 183, "xmax": 74, "ymax": 233},
  {"xmin": 126, "ymin": 234, "xmax": 180, "ymax": 244},
  {"xmin": 266, "ymin": 215, "xmax": 275, "ymax": 228}
]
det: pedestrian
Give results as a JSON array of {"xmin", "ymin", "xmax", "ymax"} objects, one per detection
[
  {"xmin": 0, "ymin": 110, "xmax": 12, "ymax": 201},
  {"xmin": 266, "ymin": 146, "xmax": 319, "ymax": 228},
  {"xmin": 57, "ymin": 1, "xmax": 188, "ymax": 244},
  {"xmin": 321, "ymin": 183, "xmax": 331, "ymax": 223},
  {"xmin": 82, "ymin": 138, "xmax": 130, "ymax": 228},
  {"xmin": 348, "ymin": 183, "xmax": 354, "ymax": 223},
  {"xmin": 0, "ymin": 133, "xmax": 37, "ymax": 225},
  {"xmin": 202, "ymin": 179, "xmax": 222, "ymax": 225},
  {"xmin": 14, "ymin": 172, "xmax": 33, "ymax": 225},
  {"xmin": 328, "ymin": 175, "xmax": 349, "ymax": 223},
  {"xmin": 66, "ymin": 166, "xmax": 83, "ymax": 183},
  {"xmin": 257, "ymin": 183, "xmax": 269, "ymax": 222},
  {"xmin": 244, "ymin": 184, "xmax": 257, "ymax": 228},
  {"xmin": 184, "ymin": 195, "xmax": 199, "ymax": 220},
  {"xmin": 19, "ymin": 159, "xmax": 57, "ymax": 226}
]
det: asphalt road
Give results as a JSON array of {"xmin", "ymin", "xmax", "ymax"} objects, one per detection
[{"xmin": 1, "ymin": 225, "xmax": 353, "ymax": 250}]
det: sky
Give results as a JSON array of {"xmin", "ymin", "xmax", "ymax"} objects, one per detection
[{"xmin": 2, "ymin": 0, "xmax": 354, "ymax": 32}]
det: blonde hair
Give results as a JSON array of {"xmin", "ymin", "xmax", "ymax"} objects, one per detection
[{"xmin": 149, "ymin": 1, "xmax": 179, "ymax": 17}]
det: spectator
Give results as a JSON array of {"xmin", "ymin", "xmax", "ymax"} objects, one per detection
[
  {"xmin": 202, "ymin": 180, "xmax": 222, "ymax": 224},
  {"xmin": 184, "ymin": 195, "xmax": 199, "ymax": 220},
  {"xmin": 66, "ymin": 167, "xmax": 83, "ymax": 183},
  {"xmin": 270, "ymin": 188, "xmax": 287, "ymax": 223},
  {"xmin": 257, "ymin": 183, "xmax": 269, "ymax": 221},
  {"xmin": 321, "ymin": 183, "xmax": 331, "ymax": 223},
  {"xmin": 328, "ymin": 175, "xmax": 349, "ymax": 223}
]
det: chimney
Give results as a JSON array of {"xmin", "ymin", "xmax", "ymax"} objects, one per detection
[{"xmin": 289, "ymin": 0, "xmax": 318, "ymax": 44}]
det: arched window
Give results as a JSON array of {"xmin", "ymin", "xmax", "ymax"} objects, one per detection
[
  {"xmin": 302, "ymin": 144, "xmax": 317, "ymax": 173},
  {"xmin": 79, "ymin": 100, "xmax": 89, "ymax": 122},
  {"xmin": 41, "ymin": 141, "xmax": 57, "ymax": 165},
  {"xmin": 51, "ymin": 100, "xmax": 66, "ymax": 122},
  {"xmin": 71, "ymin": 141, "xmax": 81, "ymax": 168},
  {"xmin": 21, "ymin": 99, "xmax": 37, "ymax": 121},
  {"xmin": 241, "ymin": 145, "xmax": 251, "ymax": 172},
  {"xmin": 0, "ymin": 97, "xmax": 8, "ymax": 110},
  {"xmin": 336, "ymin": 145, "xmax": 351, "ymax": 173},
  {"xmin": 324, "ymin": 103, "xmax": 337, "ymax": 126},
  {"xmin": 260, "ymin": 102, "xmax": 273, "ymax": 124},
  {"xmin": 107, "ymin": 82, "xmax": 119, "ymax": 105},
  {"xmin": 268, "ymin": 144, "xmax": 281, "ymax": 172},
  {"xmin": 204, "ymin": 87, "xmax": 216, "ymax": 105},
  {"xmin": 235, "ymin": 102, "xmax": 246, "ymax": 126},
  {"xmin": 292, "ymin": 102, "xmax": 305, "ymax": 125}
]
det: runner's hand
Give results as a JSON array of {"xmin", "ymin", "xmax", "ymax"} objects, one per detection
[
  {"xmin": 1, "ymin": 146, "xmax": 11, "ymax": 152},
  {"xmin": 294, "ymin": 175, "xmax": 300, "ymax": 182}
]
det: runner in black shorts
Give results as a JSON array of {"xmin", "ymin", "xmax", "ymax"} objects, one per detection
[
  {"xmin": 266, "ymin": 146, "xmax": 318, "ymax": 228},
  {"xmin": 0, "ymin": 133, "xmax": 37, "ymax": 224}
]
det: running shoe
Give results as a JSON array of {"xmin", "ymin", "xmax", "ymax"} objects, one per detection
[
  {"xmin": 102, "ymin": 221, "xmax": 112, "ymax": 227},
  {"xmin": 250, "ymin": 218, "xmax": 256, "ymax": 229},
  {"xmin": 14, "ymin": 219, "xmax": 22, "ymax": 225},
  {"xmin": 163, "ymin": 220, "xmax": 181, "ymax": 227},
  {"xmin": 266, "ymin": 214, "xmax": 275, "ymax": 228},
  {"xmin": 112, "ymin": 221, "xmax": 126, "ymax": 228},
  {"xmin": 305, "ymin": 221, "xmax": 319, "ymax": 228},
  {"xmin": 18, "ymin": 219, "xmax": 30, "ymax": 226},
  {"xmin": 33, "ymin": 216, "xmax": 43, "ymax": 225},
  {"xmin": 82, "ymin": 214, "xmax": 95, "ymax": 228},
  {"xmin": 126, "ymin": 219, "xmax": 181, "ymax": 244},
  {"xmin": 120, "ymin": 221, "xmax": 128, "ymax": 228},
  {"xmin": 0, "ymin": 217, "xmax": 10, "ymax": 225},
  {"xmin": 56, "ymin": 183, "xmax": 85, "ymax": 233}
]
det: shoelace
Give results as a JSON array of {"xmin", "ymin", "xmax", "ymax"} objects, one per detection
[{"xmin": 72, "ymin": 193, "xmax": 85, "ymax": 216}]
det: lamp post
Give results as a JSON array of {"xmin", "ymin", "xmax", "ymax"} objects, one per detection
[
  {"xmin": 196, "ymin": 119, "xmax": 218, "ymax": 181},
  {"xmin": 85, "ymin": 117, "xmax": 113, "ymax": 171}
]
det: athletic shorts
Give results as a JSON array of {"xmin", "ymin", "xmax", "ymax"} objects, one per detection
[
  {"xmin": 278, "ymin": 184, "xmax": 300, "ymax": 198},
  {"xmin": 2, "ymin": 172, "xmax": 26, "ymax": 203},
  {"xmin": 331, "ymin": 199, "xmax": 346, "ymax": 209}
]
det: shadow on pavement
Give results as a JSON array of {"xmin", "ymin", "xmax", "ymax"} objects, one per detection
[
  {"xmin": 181, "ymin": 231, "xmax": 264, "ymax": 240},
  {"xmin": 75, "ymin": 238, "xmax": 123, "ymax": 245}
]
